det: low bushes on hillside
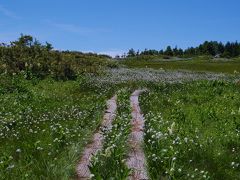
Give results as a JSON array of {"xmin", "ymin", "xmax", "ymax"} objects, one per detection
[{"xmin": 0, "ymin": 35, "xmax": 117, "ymax": 80}]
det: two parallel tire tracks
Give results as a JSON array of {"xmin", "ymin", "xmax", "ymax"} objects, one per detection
[{"xmin": 76, "ymin": 90, "xmax": 148, "ymax": 180}]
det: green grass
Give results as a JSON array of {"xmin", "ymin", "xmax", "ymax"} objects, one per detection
[
  {"xmin": 0, "ymin": 76, "xmax": 116, "ymax": 179},
  {"xmin": 140, "ymin": 81, "xmax": 240, "ymax": 179},
  {"xmin": 122, "ymin": 57, "xmax": 240, "ymax": 74},
  {"xmin": 1, "ymin": 69, "xmax": 239, "ymax": 179},
  {"xmin": 90, "ymin": 88, "xmax": 132, "ymax": 179}
]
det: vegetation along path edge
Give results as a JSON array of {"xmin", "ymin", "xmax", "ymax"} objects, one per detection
[{"xmin": 76, "ymin": 95, "xmax": 117, "ymax": 179}]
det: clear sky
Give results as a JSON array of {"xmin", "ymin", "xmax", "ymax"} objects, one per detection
[{"xmin": 0, "ymin": 0, "xmax": 240, "ymax": 56}]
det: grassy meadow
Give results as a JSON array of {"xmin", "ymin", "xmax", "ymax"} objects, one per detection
[
  {"xmin": 0, "ymin": 75, "xmax": 117, "ymax": 179},
  {"xmin": 122, "ymin": 56, "xmax": 240, "ymax": 74},
  {"xmin": 1, "ymin": 40, "xmax": 240, "ymax": 179},
  {"xmin": 140, "ymin": 81, "xmax": 240, "ymax": 179},
  {"xmin": 1, "ymin": 67, "xmax": 240, "ymax": 179}
]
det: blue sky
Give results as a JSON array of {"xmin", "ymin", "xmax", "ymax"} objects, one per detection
[{"xmin": 0, "ymin": 0, "xmax": 240, "ymax": 56}]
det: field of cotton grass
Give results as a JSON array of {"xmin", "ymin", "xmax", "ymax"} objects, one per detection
[
  {"xmin": 1, "ymin": 68, "xmax": 240, "ymax": 179},
  {"xmin": 0, "ymin": 75, "xmax": 116, "ymax": 179},
  {"xmin": 140, "ymin": 81, "xmax": 240, "ymax": 179}
]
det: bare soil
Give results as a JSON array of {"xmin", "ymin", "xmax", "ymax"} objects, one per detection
[{"xmin": 126, "ymin": 90, "xmax": 148, "ymax": 180}]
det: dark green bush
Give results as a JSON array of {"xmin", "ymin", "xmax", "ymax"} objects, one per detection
[{"xmin": 0, "ymin": 35, "xmax": 117, "ymax": 80}]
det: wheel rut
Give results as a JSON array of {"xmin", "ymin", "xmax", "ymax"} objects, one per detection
[
  {"xmin": 76, "ymin": 95, "xmax": 117, "ymax": 179},
  {"xmin": 76, "ymin": 90, "xmax": 149, "ymax": 180},
  {"xmin": 126, "ymin": 90, "xmax": 148, "ymax": 180}
]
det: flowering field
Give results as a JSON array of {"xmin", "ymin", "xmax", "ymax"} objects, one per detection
[
  {"xmin": 0, "ymin": 76, "xmax": 115, "ymax": 179},
  {"xmin": 1, "ymin": 70, "xmax": 240, "ymax": 179},
  {"xmin": 140, "ymin": 81, "xmax": 240, "ymax": 179},
  {"xmin": 90, "ymin": 88, "xmax": 132, "ymax": 179}
]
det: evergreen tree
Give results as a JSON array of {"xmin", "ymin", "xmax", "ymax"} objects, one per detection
[
  {"xmin": 223, "ymin": 42, "xmax": 232, "ymax": 57},
  {"xmin": 173, "ymin": 46, "xmax": 179, "ymax": 56},
  {"xmin": 178, "ymin": 48, "xmax": 184, "ymax": 56},
  {"xmin": 217, "ymin": 42, "xmax": 225, "ymax": 55},
  {"xmin": 164, "ymin": 46, "xmax": 173, "ymax": 56},
  {"xmin": 127, "ymin": 48, "xmax": 136, "ymax": 57}
]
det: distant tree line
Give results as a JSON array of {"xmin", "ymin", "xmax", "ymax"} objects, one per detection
[
  {"xmin": 0, "ymin": 35, "xmax": 114, "ymax": 80},
  {"xmin": 126, "ymin": 41, "xmax": 240, "ymax": 58}
]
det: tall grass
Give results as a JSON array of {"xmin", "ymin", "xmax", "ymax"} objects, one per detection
[
  {"xmin": 90, "ymin": 88, "xmax": 132, "ymax": 179},
  {"xmin": 0, "ymin": 76, "xmax": 115, "ymax": 179},
  {"xmin": 121, "ymin": 57, "xmax": 240, "ymax": 74},
  {"xmin": 140, "ymin": 81, "xmax": 240, "ymax": 179}
]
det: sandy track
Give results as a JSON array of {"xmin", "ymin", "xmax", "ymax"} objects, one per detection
[
  {"xmin": 76, "ymin": 95, "xmax": 117, "ymax": 179},
  {"xmin": 127, "ymin": 90, "xmax": 148, "ymax": 180}
]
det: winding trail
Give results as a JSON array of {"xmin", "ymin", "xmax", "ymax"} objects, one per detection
[
  {"xmin": 76, "ymin": 95, "xmax": 117, "ymax": 179},
  {"xmin": 127, "ymin": 90, "xmax": 148, "ymax": 180}
]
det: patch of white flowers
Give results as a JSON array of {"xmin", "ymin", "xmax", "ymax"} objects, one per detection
[
  {"xmin": 0, "ymin": 92, "xmax": 107, "ymax": 176},
  {"xmin": 90, "ymin": 68, "xmax": 227, "ymax": 84}
]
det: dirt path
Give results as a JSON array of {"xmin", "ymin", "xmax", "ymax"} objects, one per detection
[
  {"xmin": 76, "ymin": 95, "xmax": 117, "ymax": 179},
  {"xmin": 127, "ymin": 90, "xmax": 148, "ymax": 180}
]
